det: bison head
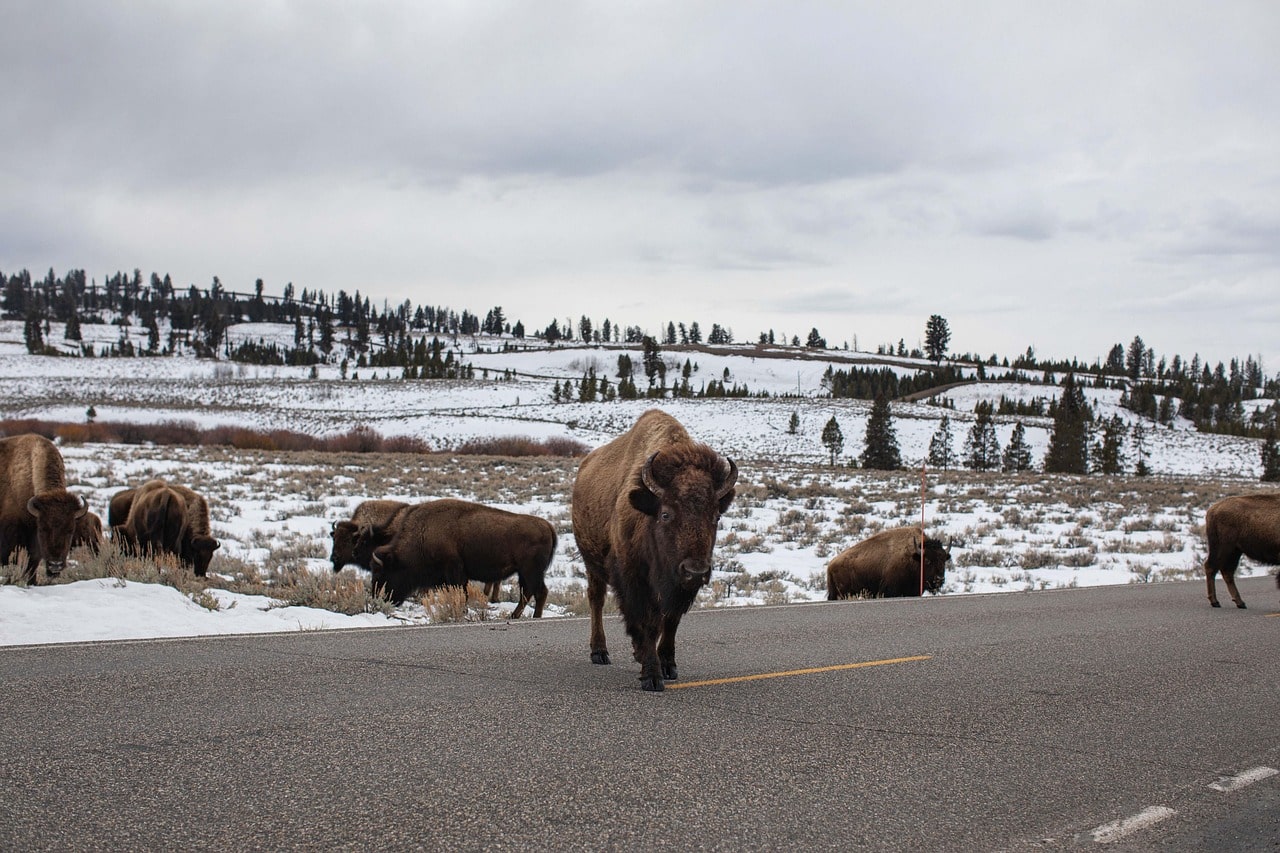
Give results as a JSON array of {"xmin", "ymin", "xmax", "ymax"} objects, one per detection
[
  {"xmin": 184, "ymin": 535, "xmax": 221, "ymax": 577},
  {"xmin": 330, "ymin": 520, "xmax": 360, "ymax": 572},
  {"xmin": 628, "ymin": 449, "xmax": 737, "ymax": 590},
  {"xmin": 917, "ymin": 537, "xmax": 951, "ymax": 594},
  {"xmin": 25, "ymin": 492, "xmax": 88, "ymax": 576}
]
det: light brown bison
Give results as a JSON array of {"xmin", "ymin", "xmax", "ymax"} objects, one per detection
[
  {"xmin": 121, "ymin": 479, "xmax": 221, "ymax": 576},
  {"xmin": 365, "ymin": 499, "xmax": 555, "ymax": 615},
  {"xmin": 330, "ymin": 499, "xmax": 410, "ymax": 573},
  {"xmin": 571, "ymin": 409, "xmax": 738, "ymax": 691},
  {"xmin": 827, "ymin": 527, "xmax": 951, "ymax": 600},
  {"xmin": 1203, "ymin": 493, "xmax": 1280, "ymax": 609},
  {"xmin": 0, "ymin": 433, "xmax": 88, "ymax": 582}
]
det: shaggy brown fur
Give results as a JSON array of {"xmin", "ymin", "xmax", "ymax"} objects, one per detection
[
  {"xmin": 366, "ymin": 499, "xmax": 555, "ymax": 616},
  {"xmin": 122, "ymin": 479, "xmax": 221, "ymax": 576},
  {"xmin": 827, "ymin": 527, "xmax": 950, "ymax": 600},
  {"xmin": 1203, "ymin": 492, "xmax": 1280, "ymax": 608},
  {"xmin": 330, "ymin": 499, "xmax": 410, "ymax": 572},
  {"xmin": 571, "ymin": 409, "xmax": 737, "ymax": 691},
  {"xmin": 72, "ymin": 511, "xmax": 104, "ymax": 554},
  {"xmin": 0, "ymin": 433, "xmax": 87, "ymax": 582}
]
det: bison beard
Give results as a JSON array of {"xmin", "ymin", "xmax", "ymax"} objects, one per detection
[{"xmin": 573, "ymin": 410, "xmax": 737, "ymax": 692}]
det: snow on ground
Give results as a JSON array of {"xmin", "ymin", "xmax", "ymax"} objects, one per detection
[{"xmin": 1, "ymin": 320, "xmax": 1276, "ymax": 646}]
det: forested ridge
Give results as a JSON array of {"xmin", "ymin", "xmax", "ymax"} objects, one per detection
[{"xmin": 3, "ymin": 266, "xmax": 1277, "ymax": 441}]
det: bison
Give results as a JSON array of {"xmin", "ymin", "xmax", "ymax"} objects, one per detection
[
  {"xmin": 72, "ymin": 510, "xmax": 105, "ymax": 554},
  {"xmin": 571, "ymin": 409, "xmax": 738, "ymax": 691},
  {"xmin": 1203, "ymin": 493, "xmax": 1280, "ymax": 609},
  {"xmin": 0, "ymin": 433, "xmax": 88, "ymax": 583},
  {"xmin": 827, "ymin": 527, "xmax": 951, "ymax": 600},
  {"xmin": 120, "ymin": 479, "xmax": 221, "ymax": 576},
  {"xmin": 365, "ymin": 499, "xmax": 555, "ymax": 616},
  {"xmin": 330, "ymin": 499, "xmax": 410, "ymax": 573}
]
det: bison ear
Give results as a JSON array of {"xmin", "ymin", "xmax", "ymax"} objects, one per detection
[{"xmin": 628, "ymin": 486, "xmax": 662, "ymax": 517}]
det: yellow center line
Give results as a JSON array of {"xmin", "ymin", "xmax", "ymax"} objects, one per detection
[{"xmin": 666, "ymin": 654, "xmax": 933, "ymax": 689}]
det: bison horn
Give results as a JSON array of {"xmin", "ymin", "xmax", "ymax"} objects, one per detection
[
  {"xmin": 640, "ymin": 453, "xmax": 666, "ymax": 500},
  {"xmin": 715, "ymin": 456, "xmax": 738, "ymax": 499},
  {"xmin": 76, "ymin": 494, "xmax": 88, "ymax": 519},
  {"xmin": 25, "ymin": 497, "xmax": 40, "ymax": 517}
]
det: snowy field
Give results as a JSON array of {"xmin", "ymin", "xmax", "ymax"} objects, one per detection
[{"xmin": 1, "ymin": 319, "xmax": 1276, "ymax": 645}]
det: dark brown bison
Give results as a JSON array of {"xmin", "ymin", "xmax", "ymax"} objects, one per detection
[
  {"xmin": 121, "ymin": 479, "xmax": 221, "ymax": 576},
  {"xmin": 72, "ymin": 510, "xmax": 105, "ymax": 554},
  {"xmin": 365, "ymin": 499, "xmax": 555, "ymax": 616},
  {"xmin": 0, "ymin": 433, "xmax": 88, "ymax": 583},
  {"xmin": 1203, "ymin": 493, "xmax": 1280, "ymax": 609},
  {"xmin": 330, "ymin": 499, "xmax": 410, "ymax": 573},
  {"xmin": 827, "ymin": 527, "xmax": 951, "ymax": 600},
  {"xmin": 571, "ymin": 409, "xmax": 738, "ymax": 691}
]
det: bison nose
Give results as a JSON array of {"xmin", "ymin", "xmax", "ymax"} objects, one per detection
[
  {"xmin": 679, "ymin": 558, "xmax": 712, "ymax": 585},
  {"xmin": 45, "ymin": 560, "xmax": 66, "ymax": 576}
]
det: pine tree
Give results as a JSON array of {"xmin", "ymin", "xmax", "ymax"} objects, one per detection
[
  {"xmin": 1261, "ymin": 429, "xmax": 1280, "ymax": 482},
  {"xmin": 1091, "ymin": 415, "xmax": 1127, "ymax": 475},
  {"xmin": 927, "ymin": 415, "xmax": 956, "ymax": 471},
  {"xmin": 1002, "ymin": 421, "xmax": 1034, "ymax": 472},
  {"xmin": 1132, "ymin": 420, "xmax": 1151, "ymax": 476},
  {"xmin": 924, "ymin": 315, "xmax": 951, "ymax": 364},
  {"xmin": 821, "ymin": 416, "xmax": 844, "ymax": 466},
  {"xmin": 964, "ymin": 403, "xmax": 1001, "ymax": 471},
  {"xmin": 806, "ymin": 328, "xmax": 826, "ymax": 349},
  {"xmin": 860, "ymin": 396, "xmax": 901, "ymax": 470},
  {"xmin": 1044, "ymin": 374, "xmax": 1091, "ymax": 474},
  {"xmin": 788, "ymin": 411, "xmax": 800, "ymax": 435}
]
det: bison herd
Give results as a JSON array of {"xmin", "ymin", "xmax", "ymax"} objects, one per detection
[{"xmin": 3, "ymin": 410, "xmax": 1280, "ymax": 692}]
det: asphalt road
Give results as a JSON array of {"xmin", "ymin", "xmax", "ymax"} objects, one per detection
[{"xmin": 2, "ymin": 576, "xmax": 1277, "ymax": 852}]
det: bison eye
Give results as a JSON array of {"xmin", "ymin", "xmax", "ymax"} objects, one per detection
[{"xmin": 660, "ymin": 511, "xmax": 672, "ymax": 523}]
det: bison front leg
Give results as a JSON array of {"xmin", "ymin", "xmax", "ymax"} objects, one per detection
[
  {"xmin": 621, "ymin": 607, "xmax": 665, "ymax": 692},
  {"xmin": 1221, "ymin": 570, "xmax": 1247, "ymax": 609},
  {"xmin": 656, "ymin": 612, "xmax": 683, "ymax": 681}
]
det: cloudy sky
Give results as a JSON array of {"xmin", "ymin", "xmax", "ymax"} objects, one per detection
[{"xmin": 3, "ymin": 1, "xmax": 1278, "ymax": 370}]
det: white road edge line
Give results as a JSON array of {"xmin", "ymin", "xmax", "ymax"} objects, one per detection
[
  {"xmin": 1090, "ymin": 806, "xmax": 1177, "ymax": 844},
  {"xmin": 1209, "ymin": 766, "xmax": 1279, "ymax": 793}
]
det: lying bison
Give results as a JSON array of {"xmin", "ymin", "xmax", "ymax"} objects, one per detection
[
  {"xmin": 119, "ymin": 479, "xmax": 221, "ymax": 576},
  {"xmin": 330, "ymin": 499, "xmax": 410, "ymax": 573},
  {"xmin": 1, "ymin": 433, "xmax": 88, "ymax": 583},
  {"xmin": 827, "ymin": 527, "xmax": 951, "ymax": 600},
  {"xmin": 1203, "ymin": 493, "xmax": 1280, "ymax": 609},
  {"xmin": 365, "ymin": 499, "xmax": 555, "ymax": 616},
  {"xmin": 572, "ymin": 409, "xmax": 738, "ymax": 691}
]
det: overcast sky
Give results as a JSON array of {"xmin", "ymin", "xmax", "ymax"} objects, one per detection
[{"xmin": 3, "ymin": 1, "xmax": 1278, "ymax": 371}]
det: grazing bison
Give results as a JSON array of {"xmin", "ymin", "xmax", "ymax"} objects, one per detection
[
  {"xmin": 827, "ymin": 527, "xmax": 951, "ymax": 600},
  {"xmin": 1203, "ymin": 493, "xmax": 1280, "ymax": 609},
  {"xmin": 72, "ymin": 510, "xmax": 105, "ymax": 554},
  {"xmin": 122, "ymin": 479, "xmax": 221, "ymax": 576},
  {"xmin": 0, "ymin": 433, "xmax": 88, "ymax": 583},
  {"xmin": 330, "ymin": 499, "xmax": 410, "ymax": 573},
  {"xmin": 366, "ymin": 499, "xmax": 555, "ymax": 616},
  {"xmin": 571, "ymin": 409, "xmax": 738, "ymax": 691}
]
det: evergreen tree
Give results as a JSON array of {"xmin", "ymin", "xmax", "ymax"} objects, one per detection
[
  {"xmin": 1261, "ymin": 429, "xmax": 1280, "ymax": 483},
  {"xmin": 23, "ymin": 308, "xmax": 44, "ymax": 353},
  {"xmin": 860, "ymin": 396, "xmax": 902, "ymax": 470},
  {"xmin": 821, "ymin": 416, "xmax": 844, "ymax": 466},
  {"xmin": 806, "ymin": 328, "xmax": 826, "ymax": 349},
  {"xmin": 963, "ymin": 403, "xmax": 1001, "ymax": 471},
  {"xmin": 927, "ymin": 415, "xmax": 956, "ymax": 471},
  {"xmin": 1091, "ymin": 415, "xmax": 1128, "ymax": 475},
  {"xmin": 1044, "ymin": 374, "xmax": 1091, "ymax": 474},
  {"xmin": 1002, "ymin": 421, "xmax": 1034, "ymax": 472},
  {"xmin": 924, "ymin": 315, "xmax": 951, "ymax": 364},
  {"xmin": 64, "ymin": 311, "xmax": 82, "ymax": 342},
  {"xmin": 1132, "ymin": 420, "xmax": 1151, "ymax": 476},
  {"xmin": 1126, "ymin": 335, "xmax": 1146, "ymax": 381},
  {"xmin": 641, "ymin": 336, "xmax": 663, "ymax": 390},
  {"xmin": 788, "ymin": 411, "xmax": 800, "ymax": 435}
]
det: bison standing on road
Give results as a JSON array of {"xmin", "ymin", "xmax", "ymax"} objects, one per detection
[
  {"xmin": 120, "ymin": 479, "xmax": 221, "ymax": 576},
  {"xmin": 366, "ymin": 499, "xmax": 555, "ymax": 616},
  {"xmin": 1203, "ymin": 493, "xmax": 1280, "ymax": 609},
  {"xmin": 827, "ymin": 527, "xmax": 951, "ymax": 600},
  {"xmin": 571, "ymin": 409, "xmax": 738, "ymax": 691},
  {"xmin": 0, "ymin": 433, "xmax": 88, "ymax": 583}
]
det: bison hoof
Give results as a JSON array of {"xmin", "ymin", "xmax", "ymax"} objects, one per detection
[
  {"xmin": 662, "ymin": 662, "xmax": 678, "ymax": 681},
  {"xmin": 1237, "ymin": 602, "xmax": 1247, "ymax": 609},
  {"xmin": 591, "ymin": 650, "xmax": 611, "ymax": 665},
  {"xmin": 1210, "ymin": 601, "xmax": 1221, "ymax": 608},
  {"xmin": 640, "ymin": 674, "xmax": 665, "ymax": 692}
]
